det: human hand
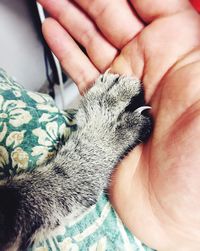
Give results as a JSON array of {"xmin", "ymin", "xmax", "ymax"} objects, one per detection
[{"xmin": 37, "ymin": 0, "xmax": 200, "ymax": 250}]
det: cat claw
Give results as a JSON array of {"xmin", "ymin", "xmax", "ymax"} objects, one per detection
[{"xmin": 135, "ymin": 106, "xmax": 151, "ymax": 114}]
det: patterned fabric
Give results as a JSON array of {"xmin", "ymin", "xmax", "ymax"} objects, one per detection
[
  {"xmin": 0, "ymin": 69, "xmax": 76, "ymax": 178},
  {"xmin": 0, "ymin": 69, "xmax": 154, "ymax": 251}
]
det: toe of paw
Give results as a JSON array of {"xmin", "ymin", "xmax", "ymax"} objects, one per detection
[{"xmin": 138, "ymin": 114, "xmax": 153, "ymax": 143}]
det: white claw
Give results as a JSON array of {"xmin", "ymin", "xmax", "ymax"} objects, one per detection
[
  {"xmin": 105, "ymin": 68, "xmax": 111, "ymax": 74},
  {"xmin": 102, "ymin": 68, "xmax": 112, "ymax": 82},
  {"xmin": 135, "ymin": 106, "xmax": 151, "ymax": 114}
]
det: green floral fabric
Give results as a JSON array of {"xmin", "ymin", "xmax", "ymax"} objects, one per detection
[
  {"xmin": 0, "ymin": 69, "xmax": 76, "ymax": 178},
  {"xmin": 0, "ymin": 69, "xmax": 154, "ymax": 251}
]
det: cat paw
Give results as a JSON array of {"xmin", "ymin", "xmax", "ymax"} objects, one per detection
[{"xmin": 76, "ymin": 72, "xmax": 152, "ymax": 157}]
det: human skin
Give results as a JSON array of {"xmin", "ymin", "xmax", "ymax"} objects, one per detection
[{"xmin": 37, "ymin": 0, "xmax": 200, "ymax": 250}]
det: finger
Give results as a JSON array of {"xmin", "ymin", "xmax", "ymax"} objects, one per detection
[
  {"xmin": 130, "ymin": 0, "xmax": 193, "ymax": 23},
  {"xmin": 42, "ymin": 18, "xmax": 100, "ymax": 93},
  {"xmin": 72, "ymin": 0, "xmax": 144, "ymax": 48},
  {"xmin": 37, "ymin": 0, "xmax": 118, "ymax": 72}
]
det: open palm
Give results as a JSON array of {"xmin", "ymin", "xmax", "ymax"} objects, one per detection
[{"xmin": 38, "ymin": 0, "xmax": 200, "ymax": 249}]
